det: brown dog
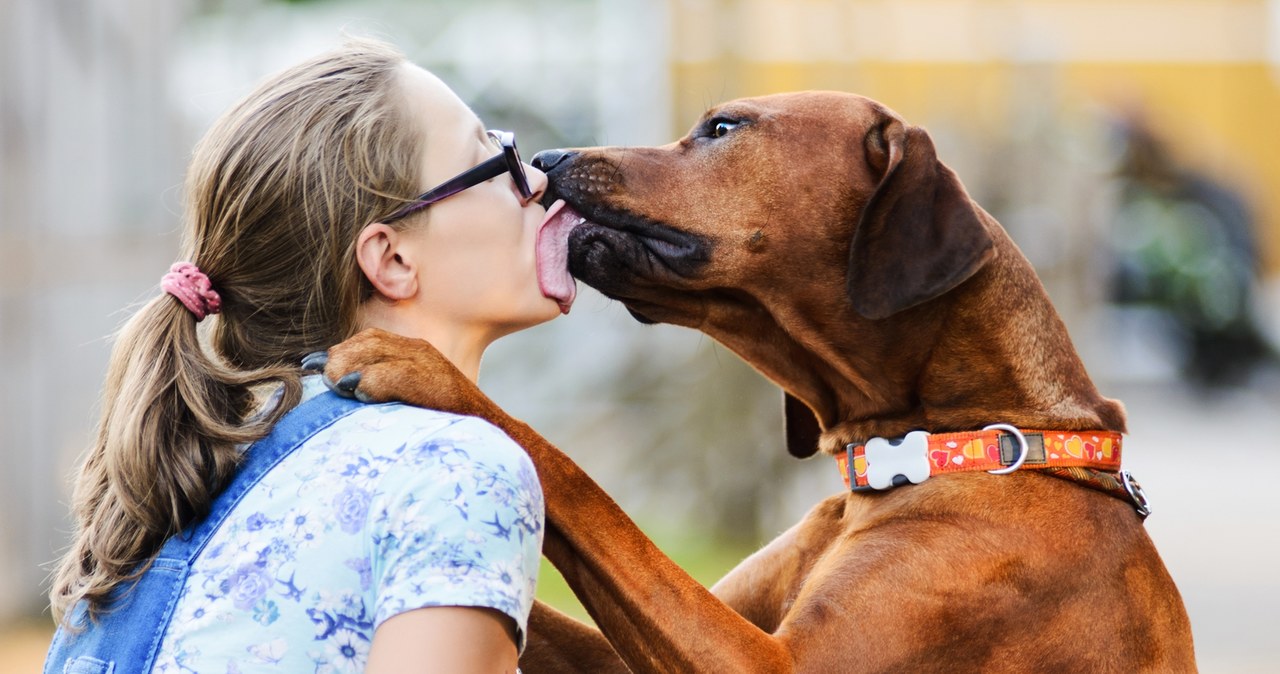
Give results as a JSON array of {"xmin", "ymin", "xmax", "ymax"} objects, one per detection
[{"xmin": 321, "ymin": 92, "xmax": 1195, "ymax": 672}]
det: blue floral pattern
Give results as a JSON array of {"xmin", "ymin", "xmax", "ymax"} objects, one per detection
[{"xmin": 153, "ymin": 377, "xmax": 543, "ymax": 673}]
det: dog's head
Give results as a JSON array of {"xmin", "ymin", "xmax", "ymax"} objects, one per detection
[
  {"xmin": 535, "ymin": 92, "xmax": 999, "ymax": 456},
  {"xmin": 536, "ymin": 91, "xmax": 995, "ymax": 324}
]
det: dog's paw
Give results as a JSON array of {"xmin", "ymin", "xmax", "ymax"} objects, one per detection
[{"xmin": 313, "ymin": 328, "xmax": 486, "ymax": 416}]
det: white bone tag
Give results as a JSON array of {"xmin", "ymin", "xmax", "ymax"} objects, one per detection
[{"xmin": 864, "ymin": 431, "xmax": 932, "ymax": 489}]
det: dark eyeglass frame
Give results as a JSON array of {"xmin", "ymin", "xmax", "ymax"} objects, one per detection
[{"xmin": 381, "ymin": 129, "xmax": 531, "ymax": 223}]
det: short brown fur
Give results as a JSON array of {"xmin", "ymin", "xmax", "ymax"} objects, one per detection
[{"xmin": 323, "ymin": 92, "xmax": 1194, "ymax": 672}]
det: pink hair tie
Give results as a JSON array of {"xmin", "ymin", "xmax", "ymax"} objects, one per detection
[{"xmin": 161, "ymin": 262, "xmax": 222, "ymax": 321}]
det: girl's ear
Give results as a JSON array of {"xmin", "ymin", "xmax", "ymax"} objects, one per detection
[{"xmin": 356, "ymin": 222, "xmax": 419, "ymax": 301}]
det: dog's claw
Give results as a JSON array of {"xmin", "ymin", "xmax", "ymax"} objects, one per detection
[
  {"xmin": 322, "ymin": 371, "xmax": 362, "ymax": 399},
  {"xmin": 321, "ymin": 375, "xmax": 342, "ymax": 397},
  {"xmin": 336, "ymin": 372, "xmax": 362, "ymax": 394},
  {"xmin": 301, "ymin": 351, "xmax": 329, "ymax": 372}
]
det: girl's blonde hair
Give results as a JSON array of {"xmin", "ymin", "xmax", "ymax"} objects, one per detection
[{"xmin": 51, "ymin": 36, "xmax": 426, "ymax": 622}]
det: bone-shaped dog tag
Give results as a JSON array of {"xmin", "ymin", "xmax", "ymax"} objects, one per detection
[{"xmin": 864, "ymin": 431, "xmax": 932, "ymax": 489}]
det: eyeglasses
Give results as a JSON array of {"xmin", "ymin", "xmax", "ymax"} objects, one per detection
[{"xmin": 381, "ymin": 129, "xmax": 532, "ymax": 223}]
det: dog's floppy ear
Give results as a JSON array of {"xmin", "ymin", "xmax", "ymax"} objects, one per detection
[
  {"xmin": 784, "ymin": 392, "xmax": 822, "ymax": 458},
  {"xmin": 847, "ymin": 120, "xmax": 995, "ymax": 319}
]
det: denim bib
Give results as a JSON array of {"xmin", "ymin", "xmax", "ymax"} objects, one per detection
[{"xmin": 45, "ymin": 391, "xmax": 365, "ymax": 674}]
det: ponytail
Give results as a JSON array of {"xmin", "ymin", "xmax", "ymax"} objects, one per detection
[{"xmin": 49, "ymin": 294, "xmax": 300, "ymax": 623}]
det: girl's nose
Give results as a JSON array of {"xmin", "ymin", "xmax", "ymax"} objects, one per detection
[{"xmin": 523, "ymin": 162, "xmax": 549, "ymax": 205}]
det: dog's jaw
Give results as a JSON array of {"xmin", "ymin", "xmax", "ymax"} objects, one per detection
[
  {"xmin": 567, "ymin": 217, "xmax": 710, "ymax": 291},
  {"xmin": 540, "ymin": 162, "xmax": 715, "ymax": 318}
]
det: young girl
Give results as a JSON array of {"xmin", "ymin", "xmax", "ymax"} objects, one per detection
[{"xmin": 46, "ymin": 37, "xmax": 565, "ymax": 673}]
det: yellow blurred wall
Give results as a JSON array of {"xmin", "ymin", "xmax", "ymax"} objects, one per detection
[{"xmin": 668, "ymin": 0, "xmax": 1280, "ymax": 272}]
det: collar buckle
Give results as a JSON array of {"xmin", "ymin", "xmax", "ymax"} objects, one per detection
[{"xmin": 847, "ymin": 430, "xmax": 932, "ymax": 490}]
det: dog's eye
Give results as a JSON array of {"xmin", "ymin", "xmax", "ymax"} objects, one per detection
[{"xmin": 710, "ymin": 119, "xmax": 741, "ymax": 138}]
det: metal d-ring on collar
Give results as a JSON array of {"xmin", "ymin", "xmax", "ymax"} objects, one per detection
[
  {"xmin": 984, "ymin": 424, "xmax": 1029, "ymax": 475},
  {"xmin": 1120, "ymin": 469, "xmax": 1153, "ymax": 519}
]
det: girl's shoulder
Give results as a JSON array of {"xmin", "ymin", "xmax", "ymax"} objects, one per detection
[{"xmin": 328, "ymin": 400, "xmax": 532, "ymax": 473}]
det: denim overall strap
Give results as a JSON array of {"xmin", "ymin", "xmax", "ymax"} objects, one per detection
[{"xmin": 45, "ymin": 390, "xmax": 366, "ymax": 674}]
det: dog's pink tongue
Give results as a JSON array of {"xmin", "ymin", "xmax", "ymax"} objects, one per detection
[{"xmin": 537, "ymin": 199, "xmax": 584, "ymax": 314}]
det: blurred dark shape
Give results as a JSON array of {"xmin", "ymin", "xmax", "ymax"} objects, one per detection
[{"xmin": 1108, "ymin": 116, "xmax": 1276, "ymax": 388}]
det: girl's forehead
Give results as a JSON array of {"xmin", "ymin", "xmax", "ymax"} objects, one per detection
[{"xmin": 398, "ymin": 64, "xmax": 479, "ymax": 138}]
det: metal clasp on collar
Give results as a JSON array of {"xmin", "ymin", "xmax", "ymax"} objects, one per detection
[
  {"xmin": 1120, "ymin": 470, "xmax": 1153, "ymax": 519},
  {"xmin": 984, "ymin": 424, "xmax": 1028, "ymax": 475}
]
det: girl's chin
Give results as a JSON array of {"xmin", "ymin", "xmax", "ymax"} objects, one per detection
[
  {"xmin": 495, "ymin": 297, "xmax": 564, "ymax": 335},
  {"xmin": 532, "ymin": 295, "xmax": 567, "ymax": 323}
]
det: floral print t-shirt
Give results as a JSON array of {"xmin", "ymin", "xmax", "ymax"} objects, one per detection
[{"xmin": 153, "ymin": 376, "xmax": 544, "ymax": 673}]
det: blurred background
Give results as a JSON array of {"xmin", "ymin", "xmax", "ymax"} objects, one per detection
[{"xmin": 3, "ymin": 0, "xmax": 1279, "ymax": 670}]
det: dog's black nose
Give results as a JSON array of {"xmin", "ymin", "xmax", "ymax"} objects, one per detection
[{"xmin": 532, "ymin": 149, "xmax": 577, "ymax": 172}]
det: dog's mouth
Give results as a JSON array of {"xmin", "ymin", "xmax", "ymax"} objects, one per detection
[{"xmin": 537, "ymin": 194, "xmax": 711, "ymax": 310}]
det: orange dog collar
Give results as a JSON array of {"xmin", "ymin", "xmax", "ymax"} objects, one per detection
[{"xmin": 835, "ymin": 426, "xmax": 1150, "ymax": 517}]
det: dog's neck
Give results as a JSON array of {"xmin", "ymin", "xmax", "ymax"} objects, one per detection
[
  {"xmin": 822, "ymin": 239, "xmax": 1125, "ymax": 452},
  {"xmin": 702, "ymin": 223, "xmax": 1126, "ymax": 455}
]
